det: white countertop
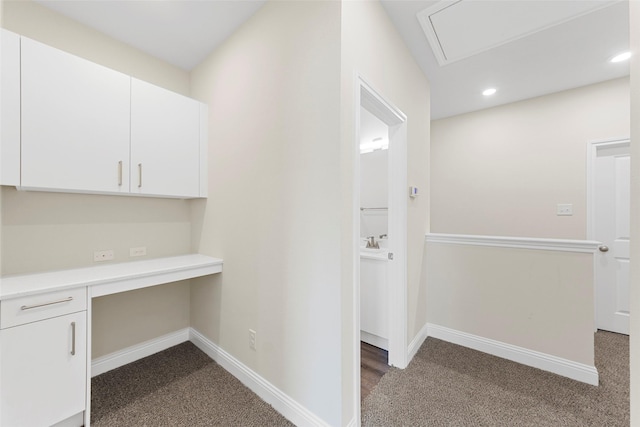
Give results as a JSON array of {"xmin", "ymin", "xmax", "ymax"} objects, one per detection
[{"xmin": 0, "ymin": 254, "xmax": 223, "ymax": 300}]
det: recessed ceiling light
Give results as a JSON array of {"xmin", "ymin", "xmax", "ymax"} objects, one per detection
[
  {"xmin": 482, "ymin": 88, "xmax": 497, "ymax": 96},
  {"xmin": 610, "ymin": 51, "xmax": 631, "ymax": 63}
]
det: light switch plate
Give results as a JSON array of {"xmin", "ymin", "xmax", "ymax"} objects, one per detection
[
  {"xmin": 130, "ymin": 246, "xmax": 147, "ymax": 257},
  {"xmin": 557, "ymin": 204, "xmax": 573, "ymax": 216}
]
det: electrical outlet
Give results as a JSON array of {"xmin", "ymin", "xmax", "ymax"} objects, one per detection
[
  {"xmin": 557, "ymin": 204, "xmax": 573, "ymax": 216},
  {"xmin": 130, "ymin": 246, "xmax": 147, "ymax": 257},
  {"xmin": 94, "ymin": 250, "xmax": 114, "ymax": 262},
  {"xmin": 249, "ymin": 329, "xmax": 256, "ymax": 351}
]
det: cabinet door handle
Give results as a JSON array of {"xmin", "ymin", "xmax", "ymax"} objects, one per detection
[
  {"xmin": 71, "ymin": 321, "xmax": 76, "ymax": 356},
  {"xmin": 20, "ymin": 296, "xmax": 73, "ymax": 311},
  {"xmin": 118, "ymin": 160, "xmax": 123, "ymax": 186},
  {"xmin": 138, "ymin": 163, "xmax": 143, "ymax": 188}
]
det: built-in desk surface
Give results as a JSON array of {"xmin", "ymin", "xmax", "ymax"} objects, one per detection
[{"xmin": 0, "ymin": 254, "xmax": 223, "ymax": 300}]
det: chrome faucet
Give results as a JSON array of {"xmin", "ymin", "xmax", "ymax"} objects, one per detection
[{"xmin": 366, "ymin": 236, "xmax": 379, "ymax": 249}]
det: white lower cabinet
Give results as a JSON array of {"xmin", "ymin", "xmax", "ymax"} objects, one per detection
[{"xmin": 1, "ymin": 311, "xmax": 87, "ymax": 427}]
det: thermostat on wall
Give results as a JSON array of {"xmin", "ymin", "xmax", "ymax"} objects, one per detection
[{"xmin": 409, "ymin": 186, "xmax": 419, "ymax": 198}]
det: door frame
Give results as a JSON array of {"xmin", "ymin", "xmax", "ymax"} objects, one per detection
[
  {"xmin": 586, "ymin": 137, "xmax": 630, "ymax": 331},
  {"xmin": 353, "ymin": 75, "xmax": 408, "ymax": 419}
]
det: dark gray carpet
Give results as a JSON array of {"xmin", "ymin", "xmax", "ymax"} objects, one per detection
[
  {"xmin": 92, "ymin": 332, "xmax": 628, "ymax": 426},
  {"xmin": 91, "ymin": 342, "xmax": 293, "ymax": 426},
  {"xmin": 362, "ymin": 330, "xmax": 629, "ymax": 426}
]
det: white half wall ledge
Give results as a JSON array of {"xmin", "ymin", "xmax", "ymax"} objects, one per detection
[
  {"xmin": 426, "ymin": 324, "xmax": 599, "ymax": 386},
  {"xmin": 425, "ymin": 233, "xmax": 601, "ymax": 253}
]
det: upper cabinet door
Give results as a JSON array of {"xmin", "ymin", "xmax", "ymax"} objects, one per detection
[
  {"xmin": 1, "ymin": 29, "xmax": 21, "ymax": 186},
  {"xmin": 20, "ymin": 38, "xmax": 131, "ymax": 193},
  {"xmin": 130, "ymin": 78, "xmax": 200, "ymax": 198}
]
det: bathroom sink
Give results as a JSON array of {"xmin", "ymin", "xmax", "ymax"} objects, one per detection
[{"xmin": 361, "ymin": 246, "xmax": 384, "ymax": 253}]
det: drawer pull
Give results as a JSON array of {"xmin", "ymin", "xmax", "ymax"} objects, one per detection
[
  {"xmin": 71, "ymin": 321, "xmax": 76, "ymax": 356},
  {"xmin": 20, "ymin": 296, "xmax": 73, "ymax": 311}
]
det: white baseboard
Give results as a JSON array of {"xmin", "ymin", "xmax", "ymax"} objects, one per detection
[
  {"xmin": 51, "ymin": 412, "xmax": 83, "ymax": 427},
  {"xmin": 426, "ymin": 324, "xmax": 599, "ymax": 386},
  {"xmin": 361, "ymin": 330, "xmax": 388, "ymax": 350},
  {"xmin": 407, "ymin": 322, "xmax": 429, "ymax": 363},
  {"xmin": 91, "ymin": 328, "xmax": 190, "ymax": 377},
  {"xmin": 189, "ymin": 328, "xmax": 331, "ymax": 427}
]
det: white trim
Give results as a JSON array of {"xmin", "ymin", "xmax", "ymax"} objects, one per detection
[
  {"xmin": 189, "ymin": 328, "xmax": 331, "ymax": 427},
  {"xmin": 407, "ymin": 322, "xmax": 429, "ymax": 363},
  {"xmin": 356, "ymin": 76, "xmax": 409, "ymax": 370},
  {"xmin": 387, "ymin": 120, "xmax": 408, "ymax": 369},
  {"xmin": 354, "ymin": 74, "xmax": 409, "ymax": 425},
  {"xmin": 345, "ymin": 418, "xmax": 357, "ymax": 427},
  {"xmin": 426, "ymin": 233, "xmax": 600, "ymax": 253},
  {"xmin": 91, "ymin": 328, "xmax": 190, "ymax": 377},
  {"xmin": 426, "ymin": 324, "xmax": 599, "ymax": 386},
  {"xmin": 353, "ymin": 75, "xmax": 363, "ymax": 427},
  {"xmin": 360, "ymin": 330, "xmax": 388, "ymax": 351},
  {"xmin": 52, "ymin": 412, "xmax": 84, "ymax": 427}
]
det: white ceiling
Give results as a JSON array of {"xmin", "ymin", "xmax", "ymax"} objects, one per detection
[
  {"xmin": 382, "ymin": 0, "xmax": 630, "ymax": 119},
  {"xmin": 35, "ymin": 0, "xmax": 630, "ymax": 120},
  {"xmin": 34, "ymin": 0, "xmax": 267, "ymax": 70},
  {"xmin": 360, "ymin": 107, "xmax": 389, "ymax": 153}
]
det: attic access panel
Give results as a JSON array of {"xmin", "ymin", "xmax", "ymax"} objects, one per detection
[{"xmin": 417, "ymin": 0, "xmax": 620, "ymax": 66}]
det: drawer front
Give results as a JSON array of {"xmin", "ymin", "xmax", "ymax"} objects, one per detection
[{"xmin": 1, "ymin": 288, "xmax": 87, "ymax": 329}]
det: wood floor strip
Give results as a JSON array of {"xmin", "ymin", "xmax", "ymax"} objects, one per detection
[{"xmin": 360, "ymin": 341, "xmax": 389, "ymax": 401}]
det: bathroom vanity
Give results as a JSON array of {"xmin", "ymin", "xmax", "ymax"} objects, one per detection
[{"xmin": 360, "ymin": 242, "xmax": 389, "ymax": 350}]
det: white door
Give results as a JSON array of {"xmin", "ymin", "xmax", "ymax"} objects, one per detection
[{"xmin": 593, "ymin": 141, "xmax": 630, "ymax": 335}]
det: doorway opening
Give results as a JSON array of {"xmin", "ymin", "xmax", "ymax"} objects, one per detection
[{"xmin": 353, "ymin": 76, "xmax": 407, "ymax": 417}]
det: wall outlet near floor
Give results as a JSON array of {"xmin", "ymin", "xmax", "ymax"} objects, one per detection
[
  {"xmin": 557, "ymin": 204, "xmax": 573, "ymax": 216},
  {"xmin": 94, "ymin": 249, "xmax": 114, "ymax": 262},
  {"xmin": 249, "ymin": 329, "xmax": 256, "ymax": 350},
  {"xmin": 129, "ymin": 246, "xmax": 147, "ymax": 257}
]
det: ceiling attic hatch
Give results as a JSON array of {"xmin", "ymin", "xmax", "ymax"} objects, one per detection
[{"xmin": 417, "ymin": 0, "xmax": 620, "ymax": 66}]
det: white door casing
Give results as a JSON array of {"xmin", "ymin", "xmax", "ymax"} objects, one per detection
[
  {"xmin": 588, "ymin": 138, "xmax": 630, "ymax": 335},
  {"xmin": 353, "ymin": 75, "xmax": 408, "ymax": 423}
]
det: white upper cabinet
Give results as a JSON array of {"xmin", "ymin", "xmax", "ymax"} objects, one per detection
[
  {"xmin": 131, "ymin": 79, "xmax": 201, "ymax": 198},
  {"xmin": 1, "ymin": 29, "xmax": 21, "ymax": 186},
  {"xmin": 0, "ymin": 33, "xmax": 207, "ymax": 199},
  {"xmin": 21, "ymin": 37, "xmax": 131, "ymax": 194}
]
